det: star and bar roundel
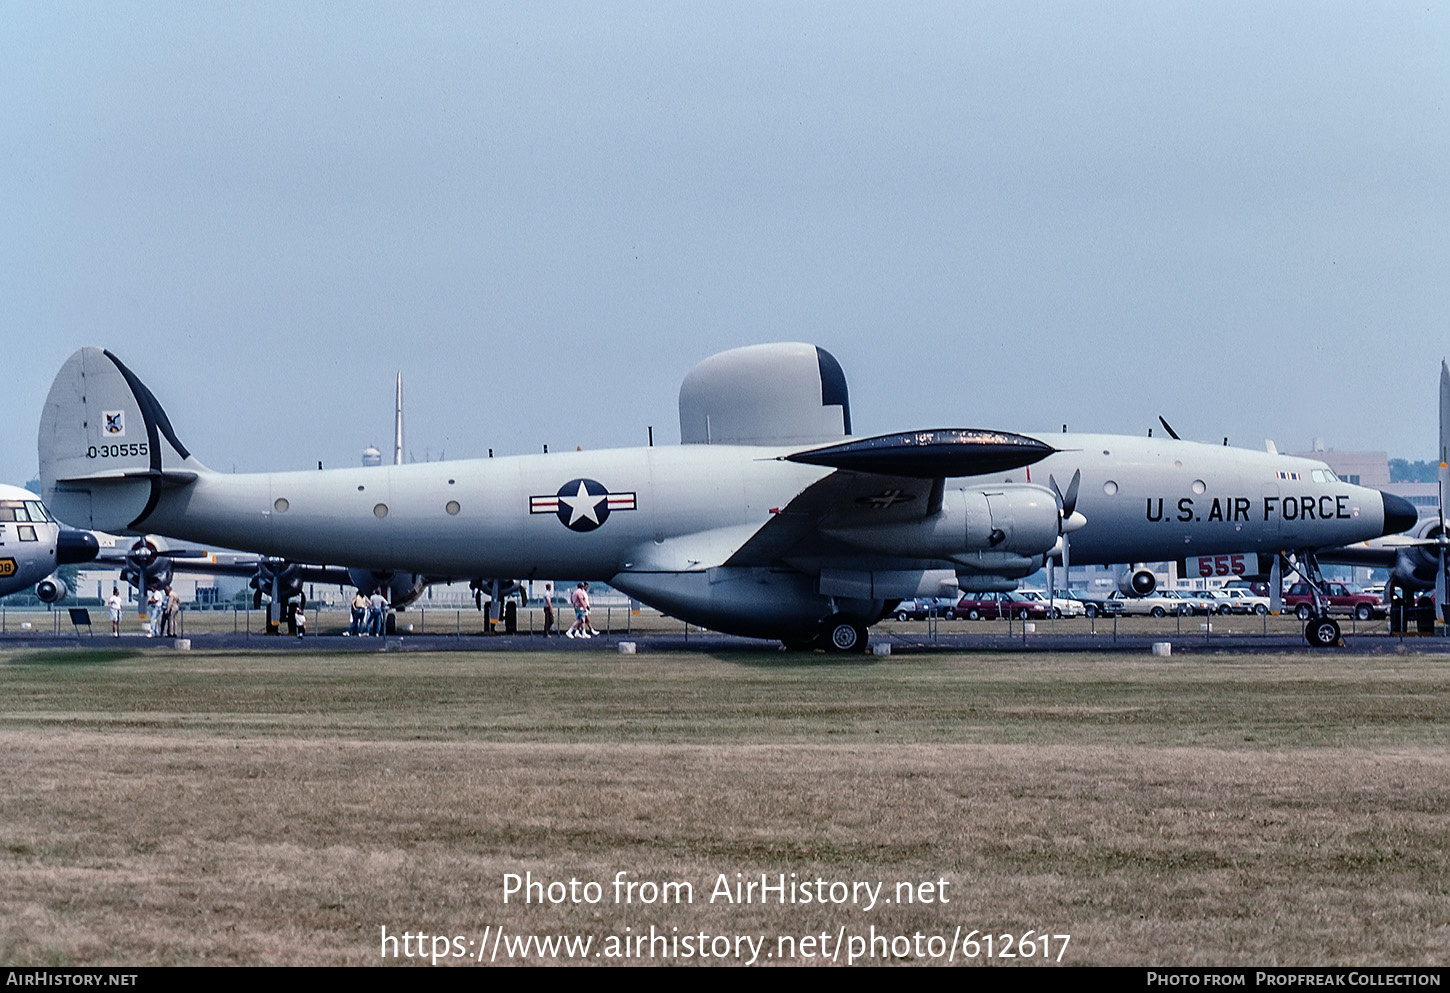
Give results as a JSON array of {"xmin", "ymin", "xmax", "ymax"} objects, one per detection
[{"xmin": 530, "ymin": 478, "xmax": 637, "ymax": 532}]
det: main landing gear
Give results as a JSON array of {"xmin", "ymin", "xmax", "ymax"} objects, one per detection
[
  {"xmin": 1304, "ymin": 615, "xmax": 1341, "ymax": 648},
  {"xmin": 782, "ymin": 614, "xmax": 870, "ymax": 653},
  {"xmin": 1287, "ymin": 550, "xmax": 1342, "ymax": 648}
]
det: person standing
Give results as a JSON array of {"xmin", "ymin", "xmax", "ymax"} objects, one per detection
[
  {"xmin": 540, "ymin": 582, "xmax": 555, "ymax": 636},
  {"xmin": 107, "ymin": 586, "xmax": 124, "ymax": 637},
  {"xmin": 147, "ymin": 587, "xmax": 163, "ymax": 638},
  {"xmin": 347, "ymin": 590, "xmax": 367, "ymax": 636},
  {"xmin": 368, "ymin": 588, "xmax": 387, "ymax": 636},
  {"xmin": 163, "ymin": 587, "xmax": 181, "ymax": 637}
]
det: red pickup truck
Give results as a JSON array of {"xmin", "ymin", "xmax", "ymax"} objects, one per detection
[{"xmin": 1282, "ymin": 581, "xmax": 1384, "ymax": 621}]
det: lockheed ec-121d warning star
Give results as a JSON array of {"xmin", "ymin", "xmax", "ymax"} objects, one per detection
[
  {"xmin": 38, "ymin": 344, "xmax": 1415, "ymax": 649},
  {"xmin": 0, "ymin": 482, "xmax": 98, "ymax": 603}
]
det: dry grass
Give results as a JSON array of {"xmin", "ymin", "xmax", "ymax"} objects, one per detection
[{"xmin": 1, "ymin": 648, "xmax": 1447, "ymax": 966}]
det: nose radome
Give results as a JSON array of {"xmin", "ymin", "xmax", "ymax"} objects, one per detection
[{"xmin": 1380, "ymin": 492, "xmax": 1418, "ymax": 536}]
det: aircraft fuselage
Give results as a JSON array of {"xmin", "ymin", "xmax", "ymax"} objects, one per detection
[{"xmin": 121, "ymin": 434, "xmax": 1385, "ymax": 582}]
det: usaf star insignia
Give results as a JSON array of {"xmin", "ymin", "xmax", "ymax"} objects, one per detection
[
  {"xmin": 530, "ymin": 478, "xmax": 637, "ymax": 532},
  {"xmin": 855, "ymin": 488, "xmax": 916, "ymax": 510}
]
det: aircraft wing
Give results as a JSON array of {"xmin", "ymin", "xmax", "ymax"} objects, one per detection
[
  {"xmin": 725, "ymin": 470, "xmax": 945, "ymax": 567},
  {"xmin": 725, "ymin": 428, "xmax": 1055, "ymax": 568},
  {"xmin": 164, "ymin": 556, "xmax": 355, "ymax": 587}
]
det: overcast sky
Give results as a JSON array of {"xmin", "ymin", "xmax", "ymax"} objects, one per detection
[{"xmin": 3, "ymin": 2, "xmax": 1447, "ymax": 486}]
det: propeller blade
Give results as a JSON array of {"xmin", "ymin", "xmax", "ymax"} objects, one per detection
[
  {"xmin": 1439, "ymin": 463, "xmax": 1448, "ymax": 611},
  {"xmin": 1062, "ymin": 469, "xmax": 1081, "ymax": 519},
  {"xmin": 1438, "ymin": 546, "xmax": 1447, "ymax": 613},
  {"xmin": 1158, "ymin": 416, "xmax": 1181, "ymax": 441}
]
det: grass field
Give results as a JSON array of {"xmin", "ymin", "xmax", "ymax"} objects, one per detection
[{"xmin": 1, "ymin": 646, "xmax": 1447, "ymax": 966}]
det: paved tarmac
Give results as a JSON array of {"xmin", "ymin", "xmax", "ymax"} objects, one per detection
[{"xmin": 4, "ymin": 627, "xmax": 1450, "ymax": 655}]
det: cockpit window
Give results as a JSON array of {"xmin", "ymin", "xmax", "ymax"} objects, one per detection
[
  {"xmin": 24, "ymin": 501, "xmax": 49, "ymax": 522},
  {"xmin": 0, "ymin": 501, "xmax": 31, "ymax": 522}
]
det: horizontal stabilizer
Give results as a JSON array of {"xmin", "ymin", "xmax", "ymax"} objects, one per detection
[
  {"xmin": 782, "ymin": 429, "xmax": 1054, "ymax": 479},
  {"xmin": 49, "ymin": 468, "xmax": 199, "ymax": 485}
]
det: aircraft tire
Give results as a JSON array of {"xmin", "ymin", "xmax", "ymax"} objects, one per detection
[
  {"xmin": 823, "ymin": 617, "xmax": 867, "ymax": 653},
  {"xmin": 1295, "ymin": 603, "xmax": 1313, "ymax": 620},
  {"xmin": 1305, "ymin": 617, "xmax": 1341, "ymax": 648},
  {"xmin": 781, "ymin": 635, "xmax": 818, "ymax": 651}
]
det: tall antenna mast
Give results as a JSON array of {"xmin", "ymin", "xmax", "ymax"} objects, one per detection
[{"xmin": 394, "ymin": 371, "xmax": 404, "ymax": 466}]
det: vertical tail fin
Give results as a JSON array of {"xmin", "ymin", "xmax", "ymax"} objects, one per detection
[{"xmin": 38, "ymin": 348, "xmax": 203, "ymax": 532}]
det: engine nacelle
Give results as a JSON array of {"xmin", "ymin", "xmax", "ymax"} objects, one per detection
[
  {"xmin": 821, "ymin": 484, "xmax": 1060, "ymax": 564},
  {"xmin": 121, "ymin": 538, "xmax": 172, "ymax": 591},
  {"xmin": 1117, "ymin": 567, "xmax": 1159, "ymax": 597},
  {"xmin": 35, "ymin": 576, "xmax": 68, "ymax": 604},
  {"xmin": 1388, "ymin": 521, "xmax": 1446, "ymax": 590},
  {"xmin": 347, "ymin": 568, "xmax": 428, "ymax": 609},
  {"xmin": 251, "ymin": 559, "xmax": 303, "ymax": 601}
]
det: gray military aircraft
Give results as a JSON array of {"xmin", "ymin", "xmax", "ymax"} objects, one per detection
[
  {"xmin": 0, "ymin": 481, "xmax": 98, "ymax": 603},
  {"xmin": 1317, "ymin": 360, "xmax": 1450, "ymax": 610},
  {"xmin": 38, "ymin": 343, "xmax": 1416, "ymax": 649}
]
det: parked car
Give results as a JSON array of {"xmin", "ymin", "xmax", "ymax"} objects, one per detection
[
  {"xmin": 891, "ymin": 597, "xmax": 958, "ymax": 621},
  {"xmin": 1217, "ymin": 588, "xmax": 1271, "ymax": 615},
  {"xmin": 1073, "ymin": 590, "xmax": 1127, "ymax": 618},
  {"xmin": 954, "ymin": 591, "xmax": 1051, "ymax": 621},
  {"xmin": 1101, "ymin": 590, "xmax": 1184, "ymax": 617},
  {"xmin": 1019, "ymin": 589, "xmax": 1085, "ymax": 618},
  {"xmin": 1281, "ymin": 581, "xmax": 1384, "ymax": 621},
  {"xmin": 1161, "ymin": 589, "xmax": 1215, "ymax": 615}
]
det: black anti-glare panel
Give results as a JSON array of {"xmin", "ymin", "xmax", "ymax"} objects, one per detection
[{"xmin": 784, "ymin": 429, "xmax": 1055, "ymax": 479}]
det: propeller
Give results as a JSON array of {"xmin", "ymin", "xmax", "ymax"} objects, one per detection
[
  {"xmin": 1046, "ymin": 469, "xmax": 1086, "ymax": 604},
  {"xmin": 121, "ymin": 538, "xmax": 174, "ymax": 592}
]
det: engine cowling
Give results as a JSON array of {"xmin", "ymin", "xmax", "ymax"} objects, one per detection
[
  {"xmin": 250, "ymin": 559, "xmax": 303, "ymax": 602},
  {"xmin": 1117, "ymin": 567, "xmax": 1158, "ymax": 597},
  {"xmin": 346, "ymin": 568, "xmax": 428, "ymax": 609},
  {"xmin": 821, "ymin": 483, "xmax": 1060, "ymax": 567},
  {"xmin": 121, "ymin": 538, "xmax": 173, "ymax": 592},
  {"xmin": 1389, "ymin": 521, "xmax": 1446, "ymax": 590},
  {"xmin": 35, "ymin": 576, "xmax": 68, "ymax": 604}
]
